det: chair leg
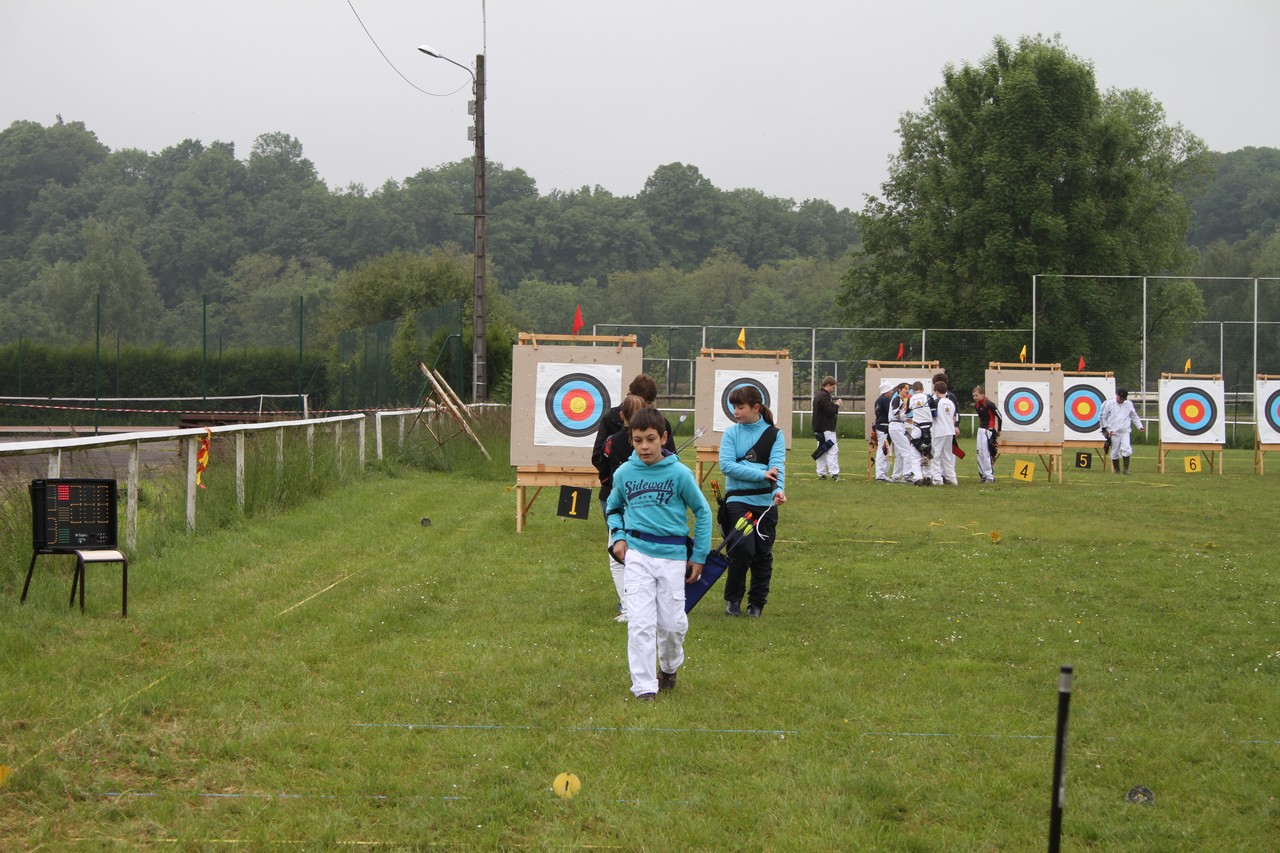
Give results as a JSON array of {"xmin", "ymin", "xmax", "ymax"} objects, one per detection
[
  {"xmin": 21, "ymin": 552, "xmax": 38, "ymax": 604},
  {"xmin": 77, "ymin": 556, "xmax": 86, "ymax": 613}
]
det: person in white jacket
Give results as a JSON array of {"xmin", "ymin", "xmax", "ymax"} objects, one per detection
[
  {"xmin": 1098, "ymin": 387, "xmax": 1144, "ymax": 474},
  {"xmin": 930, "ymin": 381, "xmax": 958, "ymax": 485}
]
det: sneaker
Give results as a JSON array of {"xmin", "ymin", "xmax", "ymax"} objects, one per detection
[
  {"xmin": 725, "ymin": 599, "xmax": 742, "ymax": 617},
  {"xmin": 817, "ymin": 474, "xmax": 826, "ymax": 480},
  {"xmin": 875, "ymin": 478, "xmax": 890, "ymax": 484},
  {"xmin": 613, "ymin": 612, "xmax": 628, "ymax": 623},
  {"xmin": 635, "ymin": 692, "xmax": 656, "ymax": 702},
  {"xmin": 746, "ymin": 604, "xmax": 763, "ymax": 617},
  {"xmin": 658, "ymin": 670, "xmax": 678, "ymax": 692},
  {"xmin": 830, "ymin": 475, "xmax": 840, "ymax": 482}
]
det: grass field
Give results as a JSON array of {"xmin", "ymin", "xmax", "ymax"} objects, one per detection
[{"xmin": 1, "ymin": 430, "xmax": 1278, "ymax": 850}]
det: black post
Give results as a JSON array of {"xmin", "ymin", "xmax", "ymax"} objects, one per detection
[{"xmin": 1049, "ymin": 664, "xmax": 1073, "ymax": 852}]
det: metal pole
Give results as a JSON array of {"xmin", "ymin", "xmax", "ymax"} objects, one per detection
[
  {"xmin": 472, "ymin": 52, "xmax": 487, "ymax": 403},
  {"xmin": 94, "ymin": 293, "xmax": 101, "ymax": 435},
  {"xmin": 1048, "ymin": 664, "xmax": 1073, "ymax": 853},
  {"xmin": 1141, "ymin": 278, "xmax": 1148, "ymax": 420},
  {"xmin": 1031, "ymin": 274, "xmax": 1037, "ymax": 362}
]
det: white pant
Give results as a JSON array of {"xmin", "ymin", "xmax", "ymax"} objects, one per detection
[
  {"xmin": 873, "ymin": 429, "xmax": 891, "ymax": 480},
  {"xmin": 816, "ymin": 430, "xmax": 839, "ymax": 476},
  {"xmin": 1109, "ymin": 429, "xmax": 1134, "ymax": 459},
  {"xmin": 603, "ymin": 502, "xmax": 626, "ymax": 613},
  {"xmin": 889, "ymin": 422, "xmax": 910, "ymax": 479},
  {"xmin": 624, "ymin": 549, "xmax": 688, "ymax": 696},
  {"xmin": 977, "ymin": 428, "xmax": 997, "ymax": 481},
  {"xmin": 930, "ymin": 434, "xmax": 957, "ymax": 484}
]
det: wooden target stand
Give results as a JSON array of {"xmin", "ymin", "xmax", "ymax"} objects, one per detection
[
  {"xmin": 989, "ymin": 361, "xmax": 1064, "ymax": 483},
  {"xmin": 1062, "ymin": 370, "xmax": 1114, "ymax": 473},
  {"xmin": 1254, "ymin": 374, "xmax": 1280, "ymax": 475},
  {"xmin": 412, "ymin": 363, "xmax": 490, "ymax": 460},
  {"xmin": 693, "ymin": 347, "xmax": 790, "ymax": 485},
  {"xmin": 1157, "ymin": 372, "xmax": 1224, "ymax": 474},
  {"xmin": 514, "ymin": 333, "xmax": 638, "ymax": 532},
  {"xmin": 863, "ymin": 360, "xmax": 939, "ymax": 481}
]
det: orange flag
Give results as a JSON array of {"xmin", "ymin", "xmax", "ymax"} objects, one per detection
[
  {"xmin": 572, "ymin": 305, "xmax": 584, "ymax": 336},
  {"xmin": 737, "ymin": 327, "xmax": 746, "ymax": 350},
  {"xmin": 196, "ymin": 428, "xmax": 211, "ymax": 488},
  {"xmin": 1019, "ymin": 344, "xmax": 1027, "ymax": 364},
  {"xmin": 1184, "ymin": 358, "xmax": 1192, "ymax": 373}
]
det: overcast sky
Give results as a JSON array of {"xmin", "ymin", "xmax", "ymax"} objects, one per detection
[{"xmin": 3, "ymin": 0, "xmax": 1278, "ymax": 211}]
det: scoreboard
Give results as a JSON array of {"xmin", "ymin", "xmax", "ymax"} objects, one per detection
[{"xmin": 30, "ymin": 479, "xmax": 118, "ymax": 551}]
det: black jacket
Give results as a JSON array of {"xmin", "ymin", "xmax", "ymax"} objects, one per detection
[{"xmin": 812, "ymin": 388, "xmax": 839, "ymax": 433}]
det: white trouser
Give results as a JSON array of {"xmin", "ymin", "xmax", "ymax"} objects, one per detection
[
  {"xmin": 977, "ymin": 428, "xmax": 996, "ymax": 481},
  {"xmin": 816, "ymin": 430, "xmax": 839, "ymax": 476},
  {"xmin": 930, "ymin": 435, "xmax": 957, "ymax": 484},
  {"xmin": 1109, "ymin": 429, "xmax": 1134, "ymax": 459},
  {"xmin": 624, "ymin": 548, "xmax": 688, "ymax": 696},
  {"xmin": 873, "ymin": 429, "xmax": 890, "ymax": 480},
  {"xmin": 888, "ymin": 422, "xmax": 910, "ymax": 479},
  {"xmin": 603, "ymin": 502, "xmax": 626, "ymax": 612}
]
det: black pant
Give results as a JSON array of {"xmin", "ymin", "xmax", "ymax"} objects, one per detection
[{"xmin": 723, "ymin": 502, "xmax": 778, "ymax": 609}]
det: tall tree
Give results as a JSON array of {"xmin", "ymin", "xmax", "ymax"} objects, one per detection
[{"xmin": 840, "ymin": 36, "xmax": 1210, "ymax": 383}]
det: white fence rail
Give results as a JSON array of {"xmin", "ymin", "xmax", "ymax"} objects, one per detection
[{"xmin": 1, "ymin": 414, "xmax": 367, "ymax": 550}]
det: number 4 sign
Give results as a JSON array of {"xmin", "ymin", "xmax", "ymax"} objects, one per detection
[{"xmin": 1013, "ymin": 460, "xmax": 1037, "ymax": 482}]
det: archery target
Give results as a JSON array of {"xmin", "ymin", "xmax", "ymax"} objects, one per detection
[
  {"xmin": 534, "ymin": 362, "xmax": 622, "ymax": 446},
  {"xmin": 1063, "ymin": 377, "xmax": 1115, "ymax": 437},
  {"xmin": 1158, "ymin": 377, "xmax": 1224, "ymax": 444},
  {"xmin": 713, "ymin": 370, "xmax": 778, "ymax": 433},
  {"xmin": 998, "ymin": 381, "xmax": 1050, "ymax": 432},
  {"xmin": 1257, "ymin": 379, "xmax": 1280, "ymax": 444}
]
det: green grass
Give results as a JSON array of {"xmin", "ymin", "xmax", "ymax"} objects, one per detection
[{"xmin": 1, "ymin": 433, "xmax": 1278, "ymax": 850}]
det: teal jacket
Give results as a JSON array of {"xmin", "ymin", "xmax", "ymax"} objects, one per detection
[
  {"xmin": 605, "ymin": 453, "xmax": 712, "ymax": 565},
  {"xmin": 718, "ymin": 417, "xmax": 786, "ymax": 507}
]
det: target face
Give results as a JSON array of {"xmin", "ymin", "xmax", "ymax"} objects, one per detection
[
  {"xmin": 533, "ymin": 362, "xmax": 622, "ymax": 447},
  {"xmin": 1257, "ymin": 380, "xmax": 1280, "ymax": 443},
  {"xmin": 712, "ymin": 370, "xmax": 778, "ymax": 433},
  {"xmin": 1063, "ymin": 378, "xmax": 1114, "ymax": 436},
  {"xmin": 1158, "ymin": 378, "xmax": 1224, "ymax": 444},
  {"xmin": 998, "ymin": 381, "xmax": 1050, "ymax": 432}
]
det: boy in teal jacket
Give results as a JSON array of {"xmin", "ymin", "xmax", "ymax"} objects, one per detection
[{"xmin": 606, "ymin": 407, "xmax": 712, "ymax": 700}]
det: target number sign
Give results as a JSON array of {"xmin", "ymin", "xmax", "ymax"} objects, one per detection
[
  {"xmin": 1159, "ymin": 378, "xmax": 1225, "ymax": 444},
  {"xmin": 1013, "ymin": 460, "xmax": 1036, "ymax": 482},
  {"xmin": 1074, "ymin": 451, "xmax": 1092, "ymax": 469},
  {"xmin": 1063, "ymin": 378, "xmax": 1114, "ymax": 436},
  {"xmin": 712, "ymin": 370, "xmax": 778, "ymax": 433},
  {"xmin": 1184, "ymin": 455, "xmax": 1201, "ymax": 474},
  {"xmin": 998, "ymin": 381, "xmax": 1051, "ymax": 433},
  {"xmin": 534, "ymin": 362, "xmax": 622, "ymax": 447}
]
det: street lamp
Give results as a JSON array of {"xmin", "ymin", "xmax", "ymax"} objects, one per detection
[{"xmin": 418, "ymin": 44, "xmax": 487, "ymax": 404}]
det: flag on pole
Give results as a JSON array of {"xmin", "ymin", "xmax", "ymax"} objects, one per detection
[
  {"xmin": 572, "ymin": 304, "xmax": 584, "ymax": 336},
  {"xmin": 1019, "ymin": 344, "xmax": 1027, "ymax": 364},
  {"xmin": 1077, "ymin": 356, "xmax": 1086, "ymax": 372},
  {"xmin": 896, "ymin": 342, "xmax": 904, "ymax": 359},
  {"xmin": 1184, "ymin": 357, "xmax": 1192, "ymax": 373},
  {"xmin": 196, "ymin": 427, "xmax": 212, "ymax": 489},
  {"xmin": 737, "ymin": 327, "xmax": 746, "ymax": 350}
]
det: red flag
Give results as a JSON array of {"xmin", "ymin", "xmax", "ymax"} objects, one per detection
[
  {"xmin": 572, "ymin": 305, "xmax": 584, "ymax": 336},
  {"xmin": 1077, "ymin": 356, "xmax": 1086, "ymax": 372},
  {"xmin": 896, "ymin": 342, "xmax": 904, "ymax": 359}
]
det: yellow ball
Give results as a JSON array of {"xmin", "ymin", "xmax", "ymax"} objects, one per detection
[{"xmin": 553, "ymin": 772, "xmax": 581, "ymax": 799}]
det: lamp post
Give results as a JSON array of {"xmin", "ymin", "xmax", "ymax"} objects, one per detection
[{"xmin": 419, "ymin": 45, "xmax": 487, "ymax": 403}]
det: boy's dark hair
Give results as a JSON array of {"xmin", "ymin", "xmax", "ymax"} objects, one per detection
[
  {"xmin": 932, "ymin": 372, "xmax": 949, "ymax": 387},
  {"xmin": 628, "ymin": 406, "xmax": 667, "ymax": 436},
  {"xmin": 911, "ymin": 381, "xmax": 924, "ymax": 391},
  {"xmin": 934, "ymin": 380, "xmax": 948, "ymax": 395},
  {"xmin": 1116, "ymin": 388, "xmax": 1129, "ymax": 400},
  {"xmin": 728, "ymin": 385, "xmax": 775, "ymax": 425},
  {"xmin": 628, "ymin": 374, "xmax": 659, "ymax": 404},
  {"xmin": 973, "ymin": 385, "xmax": 985, "ymax": 395}
]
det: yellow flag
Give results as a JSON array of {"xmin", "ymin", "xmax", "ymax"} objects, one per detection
[
  {"xmin": 737, "ymin": 327, "xmax": 746, "ymax": 350},
  {"xmin": 1184, "ymin": 358, "xmax": 1192, "ymax": 373},
  {"xmin": 1018, "ymin": 344, "xmax": 1027, "ymax": 363}
]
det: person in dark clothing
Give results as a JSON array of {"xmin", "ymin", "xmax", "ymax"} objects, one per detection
[
  {"xmin": 871, "ymin": 379, "xmax": 894, "ymax": 483},
  {"xmin": 811, "ymin": 375, "xmax": 842, "ymax": 481}
]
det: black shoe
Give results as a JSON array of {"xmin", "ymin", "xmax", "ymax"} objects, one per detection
[
  {"xmin": 830, "ymin": 475, "xmax": 840, "ymax": 482},
  {"xmin": 658, "ymin": 670, "xmax": 677, "ymax": 692},
  {"xmin": 746, "ymin": 604, "xmax": 763, "ymax": 617},
  {"xmin": 817, "ymin": 474, "xmax": 826, "ymax": 480},
  {"xmin": 725, "ymin": 599, "xmax": 741, "ymax": 617},
  {"xmin": 635, "ymin": 692, "xmax": 656, "ymax": 701}
]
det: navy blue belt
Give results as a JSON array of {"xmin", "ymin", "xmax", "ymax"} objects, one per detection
[{"xmin": 627, "ymin": 529, "xmax": 689, "ymax": 547}]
